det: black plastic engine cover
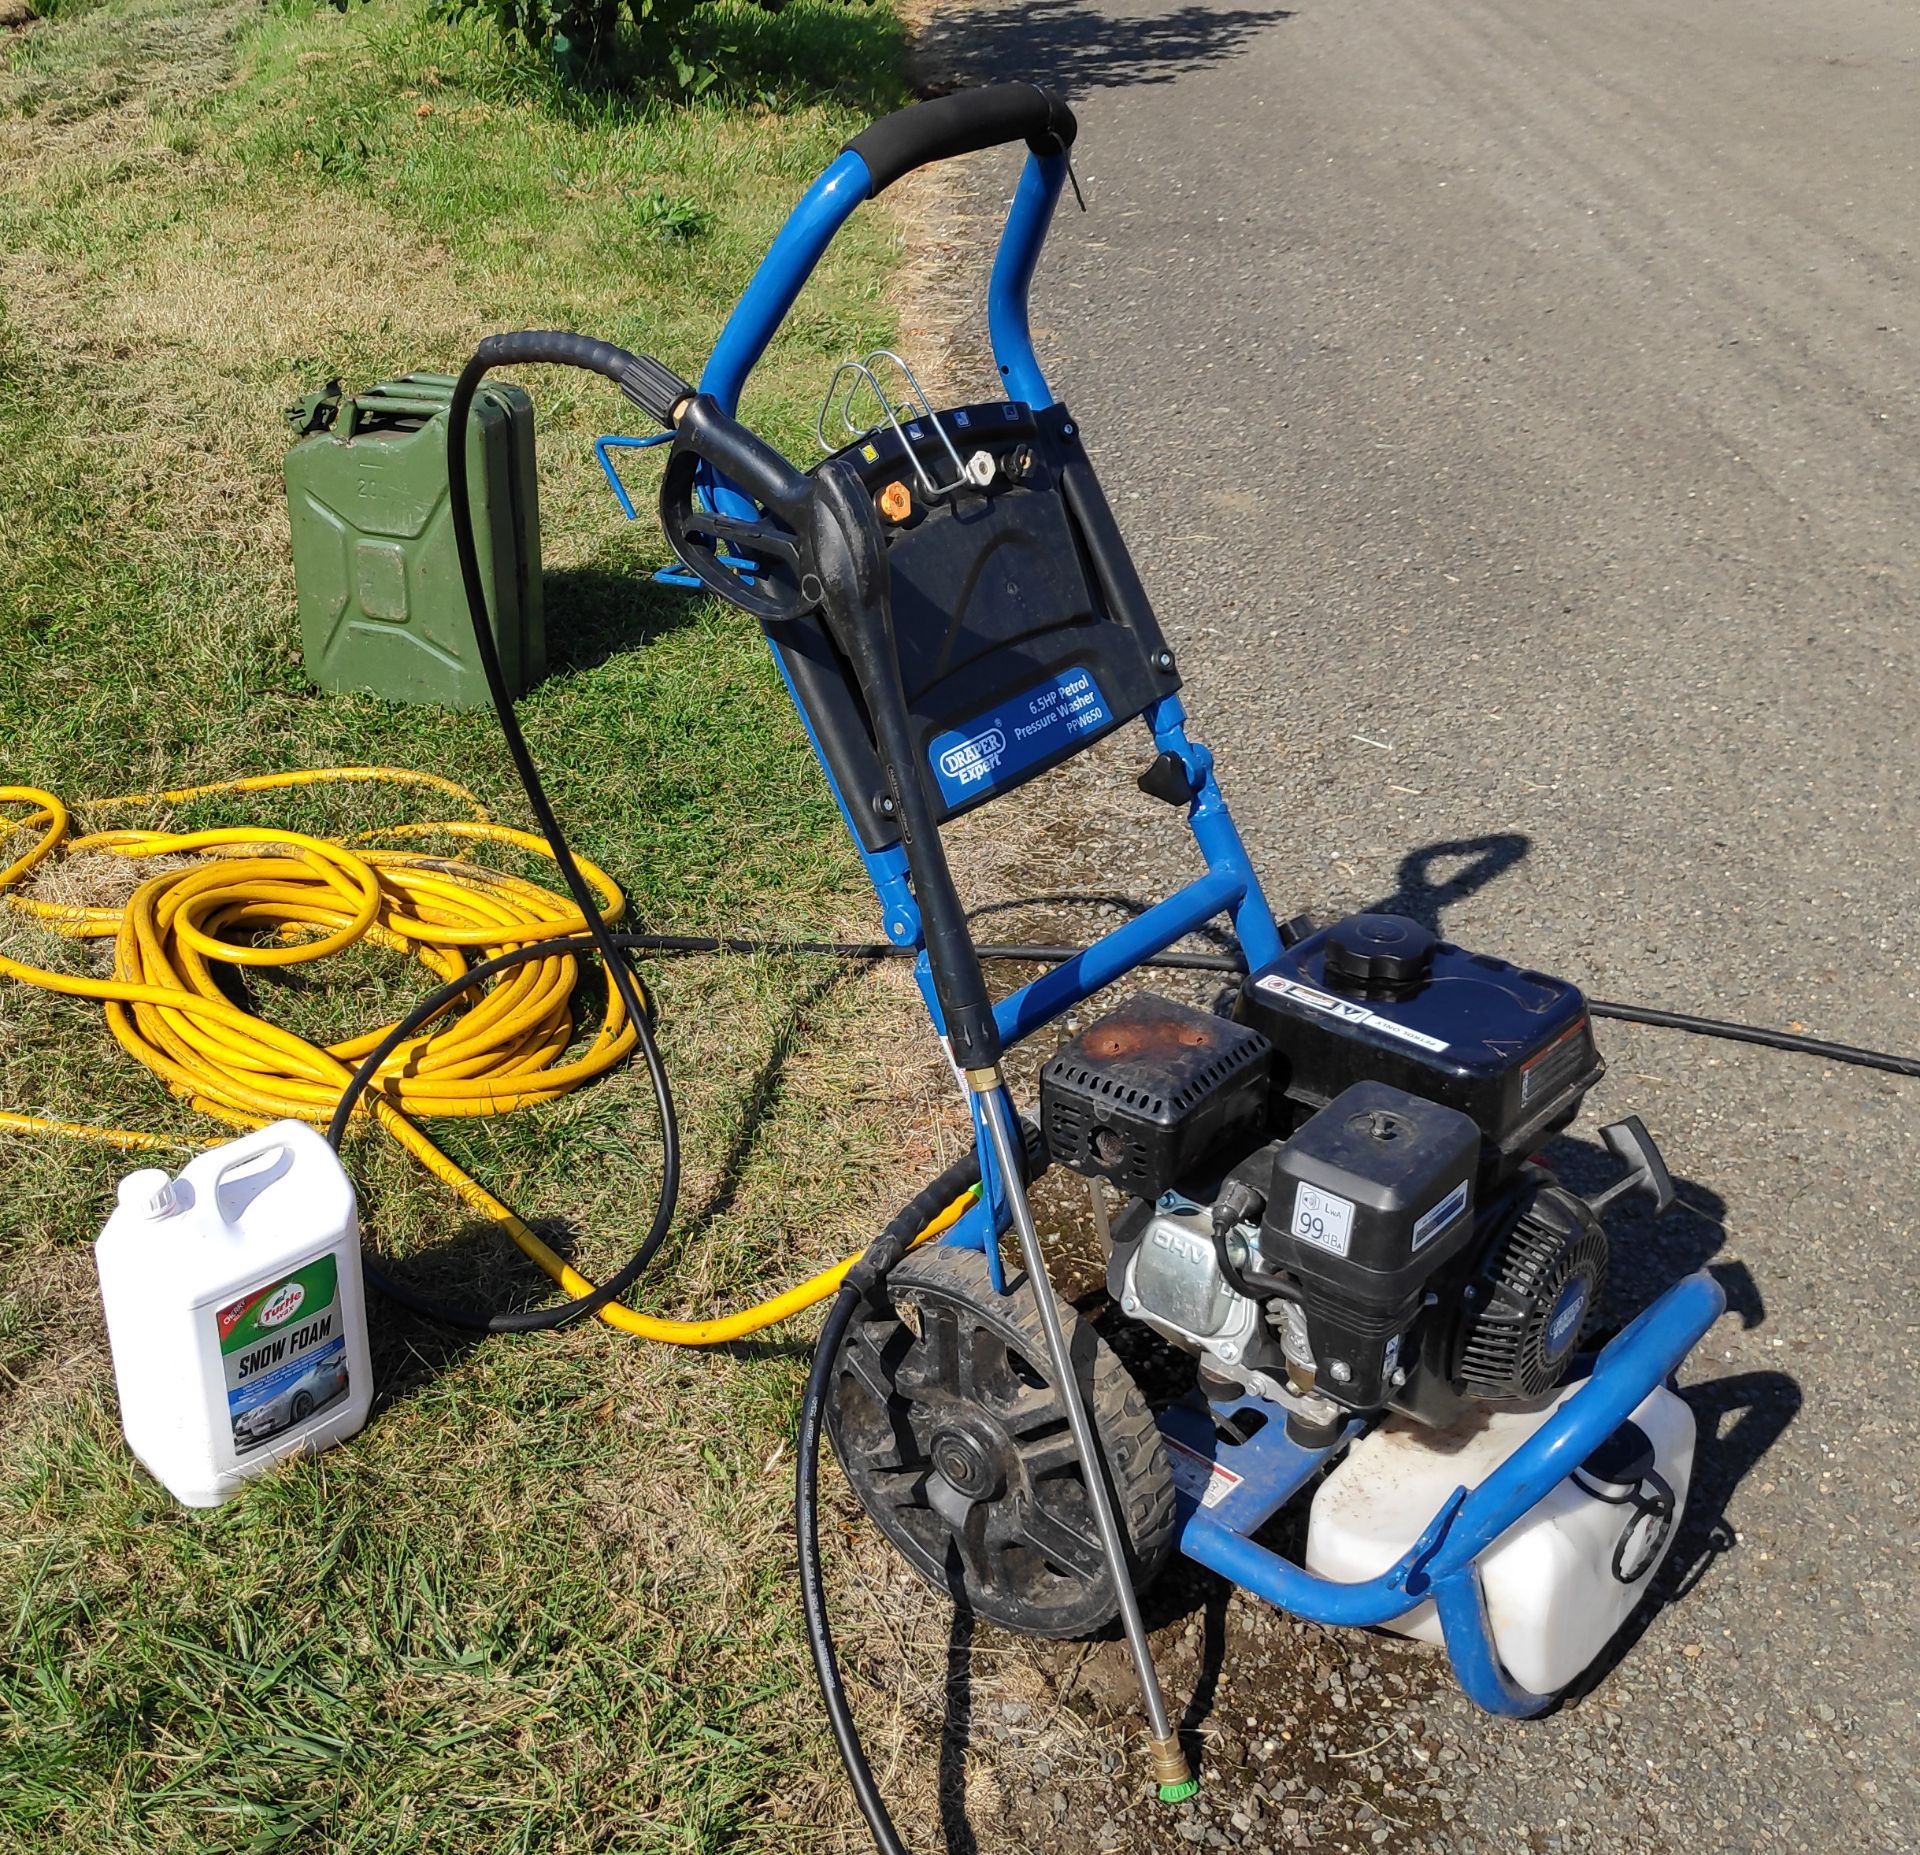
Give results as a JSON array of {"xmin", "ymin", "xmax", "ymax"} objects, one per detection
[
  {"xmin": 1260, "ymin": 1081, "xmax": 1481, "ymax": 1412},
  {"xmin": 1041, "ymin": 994, "xmax": 1270, "ymax": 1202},
  {"xmin": 1241, "ymin": 915, "xmax": 1603, "ymax": 1165}
]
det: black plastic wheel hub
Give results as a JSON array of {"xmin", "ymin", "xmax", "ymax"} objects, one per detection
[
  {"xmin": 825, "ymin": 1243, "xmax": 1175, "ymax": 1640},
  {"xmin": 927, "ymin": 1417, "xmax": 1008, "ymax": 1504}
]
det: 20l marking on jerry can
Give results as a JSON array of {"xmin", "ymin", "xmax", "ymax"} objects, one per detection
[
  {"xmin": 284, "ymin": 373, "xmax": 544, "ymax": 710},
  {"xmin": 93, "ymin": 1121, "xmax": 373, "ymax": 1508}
]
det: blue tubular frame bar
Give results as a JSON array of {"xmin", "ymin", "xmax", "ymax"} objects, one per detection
[
  {"xmin": 700, "ymin": 146, "xmax": 1066, "ymax": 418},
  {"xmin": 700, "ymin": 150, "xmax": 874, "ymax": 416},
  {"xmin": 987, "ymin": 152, "xmax": 1068, "ymax": 409}
]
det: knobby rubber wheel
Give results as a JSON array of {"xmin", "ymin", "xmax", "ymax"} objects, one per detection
[{"xmin": 824, "ymin": 1244, "xmax": 1175, "ymax": 1639}]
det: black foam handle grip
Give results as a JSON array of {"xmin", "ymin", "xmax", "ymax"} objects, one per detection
[{"xmin": 843, "ymin": 83, "xmax": 1076, "ymax": 197}]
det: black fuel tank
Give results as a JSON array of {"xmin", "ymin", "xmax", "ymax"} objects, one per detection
[{"xmin": 1240, "ymin": 914, "xmax": 1602, "ymax": 1163}]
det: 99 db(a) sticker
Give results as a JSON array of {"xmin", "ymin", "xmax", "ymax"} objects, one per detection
[{"xmin": 1291, "ymin": 1184, "xmax": 1355, "ymax": 1257}]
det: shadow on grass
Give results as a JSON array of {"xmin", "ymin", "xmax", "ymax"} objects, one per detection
[
  {"xmin": 362, "ymin": 947, "xmax": 880, "ymax": 1381},
  {"xmin": 363, "ymin": 1214, "xmax": 565, "ymax": 1410},
  {"xmin": 536, "ymin": 0, "xmax": 911, "ymax": 121},
  {"xmin": 542, "ymin": 563, "xmax": 709, "ymax": 675},
  {"xmin": 687, "ymin": 0, "xmax": 910, "ymax": 115}
]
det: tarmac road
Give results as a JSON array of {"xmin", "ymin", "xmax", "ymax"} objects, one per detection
[{"xmin": 905, "ymin": 1, "xmax": 1920, "ymax": 1850}]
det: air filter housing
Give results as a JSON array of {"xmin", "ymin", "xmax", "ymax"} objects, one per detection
[{"xmin": 1040, "ymin": 994, "xmax": 1270, "ymax": 1201}]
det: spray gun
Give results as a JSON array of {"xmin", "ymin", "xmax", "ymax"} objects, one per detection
[{"xmin": 439, "ymin": 328, "xmax": 1188, "ymax": 1846}]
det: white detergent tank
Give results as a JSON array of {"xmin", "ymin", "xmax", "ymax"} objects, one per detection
[
  {"xmin": 1306, "ymin": 1381, "xmax": 1695, "ymax": 1697},
  {"xmin": 94, "ymin": 1120, "xmax": 372, "ymax": 1508}
]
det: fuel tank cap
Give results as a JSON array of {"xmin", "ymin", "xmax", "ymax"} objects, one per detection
[{"xmin": 1322, "ymin": 913, "xmax": 1438, "ymax": 992}]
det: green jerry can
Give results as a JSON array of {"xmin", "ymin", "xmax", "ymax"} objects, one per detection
[{"xmin": 284, "ymin": 373, "xmax": 544, "ymax": 709}]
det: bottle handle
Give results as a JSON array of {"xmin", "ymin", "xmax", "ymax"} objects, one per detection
[{"xmin": 206, "ymin": 1127, "xmax": 300, "ymax": 1227}]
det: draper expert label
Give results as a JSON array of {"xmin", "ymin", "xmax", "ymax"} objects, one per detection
[
  {"xmin": 927, "ymin": 666, "xmax": 1112, "ymax": 807},
  {"xmin": 214, "ymin": 1256, "xmax": 350, "ymax": 1454}
]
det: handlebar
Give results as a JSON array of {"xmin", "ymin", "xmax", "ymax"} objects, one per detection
[
  {"xmin": 699, "ymin": 82, "xmax": 1075, "ymax": 420},
  {"xmin": 842, "ymin": 83, "xmax": 1077, "ymax": 198}
]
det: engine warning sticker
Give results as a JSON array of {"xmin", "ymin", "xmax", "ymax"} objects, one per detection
[
  {"xmin": 1163, "ymin": 1437, "xmax": 1244, "ymax": 1512},
  {"xmin": 1291, "ymin": 1183, "xmax": 1355, "ymax": 1257},
  {"xmin": 927, "ymin": 666, "xmax": 1113, "ymax": 807},
  {"xmin": 214, "ymin": 1256, "xmax": 350, "ymax": 1455},
  {"xmin": 1253, "ymin": 973, "xmax": 1450, "ymax": 1053}
]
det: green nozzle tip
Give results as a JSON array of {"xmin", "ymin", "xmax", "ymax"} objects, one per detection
[{"xmin": 1158, "ymin": 1779, "xmax": 1200, "ymax": 1805}]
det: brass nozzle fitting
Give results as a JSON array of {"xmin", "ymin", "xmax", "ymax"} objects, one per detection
[{"xmin": 1151, "ymin": 1735, "xmax": 1194, "ymax": 1792}]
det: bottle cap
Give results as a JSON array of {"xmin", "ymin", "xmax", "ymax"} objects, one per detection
[{"xmin": 117, "ymin": 1168, "xmax": 178, "ymax": 1219}]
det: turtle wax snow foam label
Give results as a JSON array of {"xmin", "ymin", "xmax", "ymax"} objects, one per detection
[{"xmin": 214, "ymin": 1257, "xmax": 349, "ymax": 1453}]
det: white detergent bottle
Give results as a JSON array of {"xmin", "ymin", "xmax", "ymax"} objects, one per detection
[{"xmin": 94, "ymin": 1120, "xmax": 372, "ymax": 1508}]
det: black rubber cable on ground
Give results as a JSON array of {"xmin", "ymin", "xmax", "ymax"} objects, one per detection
[
  {"xmin": 1580, "ymin": 998, "xmax": 1920, "ymax": 1078},
  {"xmin": 612, "ymin": 932, "xmax": 1920, "ymax": 1081},
  {"xmin": 796, "ymin": 1152, "xmax": 988, "ymax": 1855},
  {"xmin": 327, "ymin": 930, "xmax": 748, "ymax": 1331},
  {"xmin": 802, "ymin": 1281, "xmax": 910, "ymax": 1855}
]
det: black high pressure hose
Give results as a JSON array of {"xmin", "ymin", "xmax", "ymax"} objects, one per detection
[
  {"xmin": 797, "ymin": 1149, "xmax": 995, "ymax": 1855},
  {"xmin": 593, "ymin": 933, "xmax": 1920, "ymax": 1080},
  {"xmin": 801, "ymin": 1279, "xmax": 905, "ymax": 1852},
  {"xmin": 338, "ymin": 334, "xmax": 695, "ymax": 1333}
]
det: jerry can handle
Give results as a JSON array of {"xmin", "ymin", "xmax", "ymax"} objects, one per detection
[{"xmin": 336, "ymin": 395, "xmax": 462, "ymax": 441}]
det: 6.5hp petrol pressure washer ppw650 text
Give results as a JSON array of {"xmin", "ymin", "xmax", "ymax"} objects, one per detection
[{"xmin": 8, "ymin": 79, "xmax": 1916, "ymax": 1855}]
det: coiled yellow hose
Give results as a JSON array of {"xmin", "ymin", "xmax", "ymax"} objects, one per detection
[{"xmin": 0, "ymin": 769, "xmax": 970, "ymax": 1341}]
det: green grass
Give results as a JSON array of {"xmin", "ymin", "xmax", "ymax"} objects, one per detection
[{"xmin": 0, "ymin": 1, "xmax": 930, "ymax": 1847}]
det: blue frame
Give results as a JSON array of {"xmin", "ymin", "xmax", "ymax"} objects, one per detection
[{"xmin": 678, "ymin": 138, "xmax": 1725, "ymax": 1712}]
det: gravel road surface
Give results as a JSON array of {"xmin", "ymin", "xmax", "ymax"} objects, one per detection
[{"xmin": 877, "ymin": 3, "xmax": 1920, "ymax": 1851}]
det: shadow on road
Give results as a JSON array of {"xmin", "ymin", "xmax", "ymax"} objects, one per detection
[
  {"xmin": 970, "ymin": 829, "xmax": 1534, "ymax": 960},
  {"xmin": 919, "ymin": 0, "xmax": 1293, "ymax": 94},
  {"xmin": 1362, "ymin": 832, "xmax": 1532, "ymax": 932}
]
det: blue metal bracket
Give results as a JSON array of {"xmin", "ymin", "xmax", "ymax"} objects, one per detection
[
  {"xmin": 594, "ymin": 431, "xmax": 670, "ymax": 519},
  {"xmin": 596, "ymin": 431, "xmax": 759, "ymax": 590}
]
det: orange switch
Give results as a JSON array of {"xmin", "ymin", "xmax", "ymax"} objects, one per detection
[{"xmin": 877, "ymin": 479, "xmax": 913, "ymax": 524}]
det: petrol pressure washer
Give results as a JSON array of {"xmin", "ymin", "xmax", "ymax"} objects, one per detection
[
  {"xmin": 11, "ymin": 77, "xmax": 1918, "ymax": 1852},
  {"xmin": 408, "ymin": 83, "xmax": 1802, "ymax": 1844}
]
